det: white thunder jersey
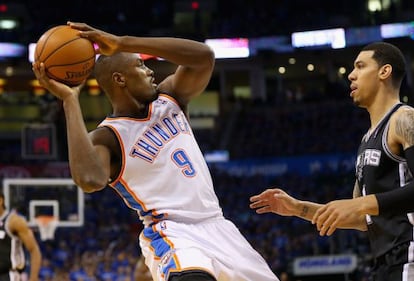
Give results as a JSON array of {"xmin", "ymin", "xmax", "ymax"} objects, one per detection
[
  {"xmin": 99, "ymin": 94, "xmax": 224, "ymax": 226},
  {"xmin": 99, "ymin": 94, "xmax": 280, "ymax": 281}
]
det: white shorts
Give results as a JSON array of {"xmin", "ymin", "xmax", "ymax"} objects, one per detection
[{"xmin": 139, "ymin": 217, "xmax": 279, "ymax": 281}]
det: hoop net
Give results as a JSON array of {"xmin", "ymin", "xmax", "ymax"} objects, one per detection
[{"xmin": 34, "ymin": 215, "xmax": 58, "ymax": 241}]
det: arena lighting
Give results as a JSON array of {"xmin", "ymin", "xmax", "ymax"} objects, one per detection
[
  {"xmin": 0, "ymin": 4, "xmax": 7, "ymax": 12},
  {"xmin": 345, "ymin": 26, "xmax": 382, "ymax": 47},
  {"xmin": 87, "ymin": 79, "xmax": 101, "ymax": 96},
  {"xmin": 191, "ymin": 1, "xmax": 199, "ymax": 10},
  {"xmin": 249, "ymin": 36, "xmax": 293, "ymax": 55},
  {"xmin": 30, "ymin": 79, "xmax": 46, "ymax": 96},
  {"xmin": 380, "ymin": 22, "xmax": 414, "ymax": 39},
  {"xmin": 0, "ymin": 78, "xmax": 5, "ymax": 94},
  {"xmin": 204, "ymin": 38, "xmax": 249, "ymax": 59},
  {"xmin": 292, "ymin": 28, "xmax": 346, "ymax": 49},
  {"xmin": 0, "ymin": 42, "xmax": 25, "ymax": 58},
  {"xmin": 0, "ymin": 18, "xmax": 18, "ymax": 29},
  {"xmin": 28, "ymin": 43, "xmax": 35, "ymax": 62}
]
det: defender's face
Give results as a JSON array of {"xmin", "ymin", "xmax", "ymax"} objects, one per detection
[{"xmin": 348, "ymin": 50, "xmax": 380, "ymax": 108}]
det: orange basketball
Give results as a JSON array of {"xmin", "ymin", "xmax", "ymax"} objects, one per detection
[{"xmin": 34, "ymin": 25, "xmax": 96, "ymax": 86}]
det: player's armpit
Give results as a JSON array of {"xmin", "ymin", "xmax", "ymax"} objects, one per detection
[{"xmin": 352, "ymin": 180, "xmax": 361, "ymax": 198}]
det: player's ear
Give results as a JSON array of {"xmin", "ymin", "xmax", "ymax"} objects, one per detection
[
  {"xmin": 112, "ymin": 72, "xmax": 125, "ymax": 86},
  {"xmin": 379, "ymin": 64, "xmax": 392, "ymax": 79}
]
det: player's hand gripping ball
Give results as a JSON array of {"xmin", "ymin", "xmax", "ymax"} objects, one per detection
[{"xmin": 34, "ymin": 25, "xmax": 96, "ymax": 86}]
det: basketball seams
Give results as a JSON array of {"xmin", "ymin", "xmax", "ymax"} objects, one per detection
[
  {"xmin": 34, "ymin": 25, "xmax": 96, "ymax": 86},
  {"xmin": 45, "ymin": 55, "xmax": 95, "ymax": 67},
  {"xmin": 46, "ymin": 72, "xmax": 76, "ymax": 86},
  {"xmin": 41, "ymin": 37, "xmax": 88, "ymax": 64},
  {"xmin": 46, "ymin": 56, "xmax": 95, "ymax": 86},
  {"xmin": 35, "ymin": 26, "xmax": 62, "ymax": 61}
]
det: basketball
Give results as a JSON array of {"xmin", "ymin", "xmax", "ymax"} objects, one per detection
[{"xmin": 34, "ymin": 25, "xmax": 96, "ymax": 86}]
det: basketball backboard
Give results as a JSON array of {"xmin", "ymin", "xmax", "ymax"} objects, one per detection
[{"xmin": 2, "ymin": 178, "xmax": 84, "ymax": 228}]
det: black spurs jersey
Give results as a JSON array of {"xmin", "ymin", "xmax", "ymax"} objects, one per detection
[
  {"xmin": 0, "ymin": 210, "xmax": 25, "ymax": 274},
  {"xmin": 355, "ymin": 103, "xmax": 414, "ymax": 258}
]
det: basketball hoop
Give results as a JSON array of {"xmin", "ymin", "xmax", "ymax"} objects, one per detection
[{"xmin": 34, "ymin": 215, "xmax": 58, "ymax": 241}]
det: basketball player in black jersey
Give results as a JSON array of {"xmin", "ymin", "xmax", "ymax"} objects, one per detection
[
  {"xmin": 250, "ymin": 42, "xmax": 414, "ymax": 281},
  {"xmin": 0, "ymin": 191, "xmax": 41, "ymax": 281}
]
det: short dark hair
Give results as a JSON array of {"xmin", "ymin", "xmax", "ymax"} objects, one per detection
[{"xmin": 362, "ymin": 42, "xmax": 406, "ymax": 88}]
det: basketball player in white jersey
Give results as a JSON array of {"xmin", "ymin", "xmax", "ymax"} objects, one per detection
[{"xmin": 32, "ymin": 21, "xmax": 280, "ymax": 281}]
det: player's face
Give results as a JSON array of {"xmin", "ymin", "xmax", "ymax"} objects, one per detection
[
  {"xmin": 348, "ymin": 50, "xmax": 380, "ymax": 108},
  {"xmin": 125, "ymin": 54, "xmax": 158, "ymax": 103}
]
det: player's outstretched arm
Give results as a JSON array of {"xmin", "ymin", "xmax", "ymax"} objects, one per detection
[
  {"xmin": 250, "ymin": 186, "xmax": 368, "ymax": 236},
  {"xmin": 249, "ymin": 188, "xmax": 322, "ymax": 221}
]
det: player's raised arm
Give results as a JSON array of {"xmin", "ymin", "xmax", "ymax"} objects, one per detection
[
  {"xmin": 68, "ymin": 21, "xmax": 215, "ymax": 108},
  {"xmin": 32, "ymin": 62, "xmax": 111, "ymax": 193}
]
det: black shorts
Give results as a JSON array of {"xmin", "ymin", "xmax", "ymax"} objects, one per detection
[
  {"xmin": 169, "ymin": 270, "xmax": 216, "ymax": 281},
  {"xmin": 371, "ymin": 242, "xmax": 411, "ymax": 281},
  {"xmin": 0, "ymin": 272, "xmax": 9, "ymax": 281}
]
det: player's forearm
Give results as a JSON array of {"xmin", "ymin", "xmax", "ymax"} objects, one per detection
[
  {"xmin": 338, "ymin": 217, "xmax": 368, "ymax": 231},
  {"xmin": 29, "ymin": 248, "xmax": 41, "ymax": 281},
  {"xmin": 295, "ymin": 200, "xmax": 323, "ymax": 221},
  {"xmin": 118, "ymin": 36, "xmax": 215, "ymax": 67},
  {"xmin": 63, "ymin": 96, "xmax": 108, "ymax": 191},
  {"xmin": 354, "ymin": 195, "xmax": 379, "ymax": 215}
]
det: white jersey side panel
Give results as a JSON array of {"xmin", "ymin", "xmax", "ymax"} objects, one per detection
[{"xmin": 99, "ymin": 94, "xmax": 223, "ymax": 226}]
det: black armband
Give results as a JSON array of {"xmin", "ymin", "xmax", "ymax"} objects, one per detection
[
  {"xmin": 376, "ymin": 183, "xmax": 414, "ymax": 214},
  {"xmin": 376, "ymin": 145, "xmax": 414, "ymax": 214}
]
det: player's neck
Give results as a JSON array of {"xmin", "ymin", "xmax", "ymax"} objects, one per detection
[{"xmin": 368, "ymin": 99, "xmax": 400, "ymax": 129}]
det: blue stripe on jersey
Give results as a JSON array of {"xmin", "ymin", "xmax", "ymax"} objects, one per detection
[
  {"xmin": 112, "ymin": 182, "xmax": 166, "ymax": 221},
  {"xmin": 113, "ymin": 181, "xmax": 143, "ymax": 210},
  {"xmin": 143, "ymin": 227, "xmax": 171, "ymax": 257},
  {"xmin": 161, "ymin": 255, "xmax": 178, "ymax": 277},
  {"xmin": 142, "ymin": 227, "xmax": 178, "ymax": 275}
]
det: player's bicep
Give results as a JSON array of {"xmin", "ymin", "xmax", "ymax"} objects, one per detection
[
  {"xmin": 85, "ymin": 128, "xmax": 116, "ymax": 182},
  {"xmin": 93, "ymin": 144, "xmax": 112, "ymax": 177},
  {"xmin": 11, "ymin": 215, "xmax": 38, "ymax": 251},
  {"xmin": 89, "ymin": 126, "xmax": 122, "ymax": 182},
  {"xmin": 394, "ymin": 108, "xmax": 414, "ymax": 149},
  {"xmin": 159, "ymin": 64, "xmax": 212, "ymax": 106}
]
